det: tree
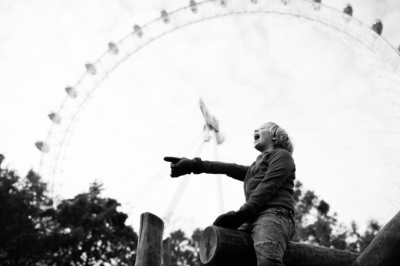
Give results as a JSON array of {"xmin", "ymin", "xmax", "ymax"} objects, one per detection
[
  {"xmin": 0, "ymin": 155, "xmax": 54, "ymax": 266},
  {"xmin": 0, "ymin": 152, "xmax": 383, "ymax": 264},
  {"xmin": 169, "ymin": 228, "xmax": 203, "ymax": 266},
  {"xmin": 191, "ymin": 228, "xmax": 202, "ymax": 266},
  {"xmin": 0, "ymin": 154, "xmax": 138, "ymax": 265},
  {"xmin": 345, "ymin": 219, "xmax": 382, "ymax": 253},
  {"xmin": 46, "ymin": 181, "xmax": 138, "ymax": 266},
  {"xmin": 291, "ymin": 180, "xmax": 382, "ymax": 253}
]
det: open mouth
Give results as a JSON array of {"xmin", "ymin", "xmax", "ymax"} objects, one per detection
[{"xmin": 254, "ymin": 132, "xmax": 260, "ymax": 141}]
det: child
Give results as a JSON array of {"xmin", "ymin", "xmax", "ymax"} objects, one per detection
[{"xmin": 164, "ymin": 122, "xmax": 296, "ymax": 266}]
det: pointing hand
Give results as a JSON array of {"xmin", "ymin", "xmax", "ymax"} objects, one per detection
[{"xmin": 164, "ymin": 157, "xmax": 194, "ymax": 178}]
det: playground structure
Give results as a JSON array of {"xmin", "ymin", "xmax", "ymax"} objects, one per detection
[
  {"xmin": 35, "ymin": 0, "xmax": 400, "ymax": 234},
  {"xmin": 133, "ymin": 210, "xmax": 400, "ymax": 266}
]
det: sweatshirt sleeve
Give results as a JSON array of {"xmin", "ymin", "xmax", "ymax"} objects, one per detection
[
  {"xmin": 194, "ymin": 158, "xmax": 249, "ymax": 182},
  {"xmin": 239, "ymin": 150, "xmax": 294, "ymax": 214}
]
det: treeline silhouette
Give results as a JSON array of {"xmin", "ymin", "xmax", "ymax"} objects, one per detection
[{"xmin": 0, "ymin": 154, "xmax": 380, "ymax": 265}]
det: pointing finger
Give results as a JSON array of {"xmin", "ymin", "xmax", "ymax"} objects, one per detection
[{"xmin": 164, "ymin": 156, "xmax": 181, "ymax": 164}]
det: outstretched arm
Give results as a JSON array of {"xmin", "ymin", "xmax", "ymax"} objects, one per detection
[
  {"xmin": 195, "ymin": 158, "xmax": 249, "ymax": 181},
  {"xmin": 164, "ymin": 157, "xmax": 248, "ymax": 181}
]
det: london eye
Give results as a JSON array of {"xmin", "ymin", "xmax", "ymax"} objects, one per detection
[{"xmin": 36, "ymin": 0, "xmax": 400, "ymax": 232}]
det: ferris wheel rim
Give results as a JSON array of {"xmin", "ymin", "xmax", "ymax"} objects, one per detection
[{"xmin": 36, "ymin": 0, "xmax": 400, "ymax": 219}]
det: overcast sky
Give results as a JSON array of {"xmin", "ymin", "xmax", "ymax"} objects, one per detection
[{"xmin": 1, "ymin": 0, "xmax": 400, "ymax": 234}]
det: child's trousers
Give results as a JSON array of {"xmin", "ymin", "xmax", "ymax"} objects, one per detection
[{"xmin": 241, "ymin": 207, "xmax": 295, "ymax": 266}]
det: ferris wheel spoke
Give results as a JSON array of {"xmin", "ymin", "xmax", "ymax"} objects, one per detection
[
  {"xmin": 223, "ymin": 59, "xmax": 374, "ymax": 124},
  {"xmin": 282, "ymin": 34, "xmax": 341, "ymax": 77},
  {"xmin": 298, "ymin": 166, "xmax": 385, "ymax": 219},
  {"xmin": 292, "ymin": 128, "xmax": 400, "ymax": 137},
  {"xmin": 305, "ymin": 144, "xmax": 400, "ymax": 152},
  {"xmin": 299, "ymin": 142, "xmax": 400, "ymax": 170},
  {"xmin": 124, "ymin": 134, "xmax": 206, "ymax": 210},
  {"xmin": 299, "ymin": 154, "xmax": 395, "ymax": 204},
  {"xmin": 228, "ymin": 97, "xmax": 392, "ymax": 128},
  {"xmin": 277, "ymin": 99, "xmax": 392, "ymax": 123},
  {"xmin": 162, "ymin": 140, "xmax": 208, "ymax": 225},
  {"xmin": 261, "ymin": 63, "xmax": 371, "ymax": 115},
  {"xmin": 116, "ymin": 130, "xmax": 205, "ymax": 199},
  {"xmin": 123, "ymin": 130, "xmax": 205, "ymax": 190}
]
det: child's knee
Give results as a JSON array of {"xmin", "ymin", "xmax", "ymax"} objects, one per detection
[{"xmin": 254, "ymin": 241, "xmax": 285, "ymax": 266}]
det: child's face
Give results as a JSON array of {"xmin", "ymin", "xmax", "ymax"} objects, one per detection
[{"xmin": 254, "ymin": 123, "xmax": 274, "ymax": 152}]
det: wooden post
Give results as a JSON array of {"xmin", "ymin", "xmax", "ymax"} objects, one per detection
[
  {"xmin": 162, "ymin": 238, "xmax": 172, "ymax": 266},
  {"xmin": 135, "ymin": 212, "xmax": 164, "ymax": 266},
  {"xmin": 200, "ymin": 225, "xmax": 358, "ymax": 266},
  {"xmin": 352, "ymin": 210, "xmax": 400, "ymax": 266}
]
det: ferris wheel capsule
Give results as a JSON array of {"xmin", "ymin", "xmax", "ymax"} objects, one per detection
[
  {"xmin": 108, "ymin": 42, "xmax": 119, "ymax": 55},
  {"xmin": 372, "ymin": 19, "xmax": 383, "ymax": 35},
  {"xmin": 35, "ymin": 141, "xmax": 49, "ymax": 153},
  {"xmin": 85, "ymin": 63, "xmax": 97, "ymax": 75},
  {"xmin": 312, "ymin": 0, "xmax": 321, "ymax": 11},
  {"xmin": 220, "ymin": 0, "xmax": 227, "ymax": 7},
  {"xmin": 281, "ymin": 0, "xmax": 289, "ymax": 5},
  {"xmin": 133, "ymin": 25, "xmax": 143, "ymax": 38},
  {"xmin": 216, "ymin": 132, "xmax": 225, "ymax": 145},
  {"xmin": 251, "ymin": 0, "xmax": 258, "ymax": 4},
  {"xmin": 161, "ymin": 10, "xmax": 169, "ymax": 24},
  {"xmin": 48, "ymin": 112, "xmax": 61, "ymax": 124},
  {"xmin": 65, "ymin": 86, "xmax": 77, "ymax": 98},
  {"xmin": 190, "ymin": 0, "xmax": 197, "ymax": 13},
  {"xmin": 343, "ymin": 4, "xmax": 353, "ymax": 16}
]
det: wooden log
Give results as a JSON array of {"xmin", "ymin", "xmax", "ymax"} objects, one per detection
[
  {"xmin": 135, "ymin": 212, "xmax": 164, "ymax": 266},
  {"xmin": 200, "ymin": 225, "xmax": 358, "ymax": 266},
  {"xmin": 200, "ymin": 225, "xmax": 256, "ymax": 265},
  {"xmin": 162, "ymin": 237, "xmax": 172, "ymax": 266},
  {"xmin": 352, "ymin": 210, "xmax": 400, "ymax": 266},
  {"xmin": 284, "ymin": 242, "xmax": 357, "ymax": 266}
]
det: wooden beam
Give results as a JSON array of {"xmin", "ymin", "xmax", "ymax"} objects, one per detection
[
  {"xmin": 284, "ymin": 242, "xmax": 357, "ymax": 266},
  {"xmin": 352, "ymin": 210, "xmax": 400, "ymax": 266},
  {"xmin": 135, "ymin": 212, "xmax": 164, "ymax": 266},
  {"xmin": 162, "ymin": 238, "xmax": 172, "ymax": 266},
  {"xmin": 200, "ymin": 225, "xmax": 358, "ymax": 266}
]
